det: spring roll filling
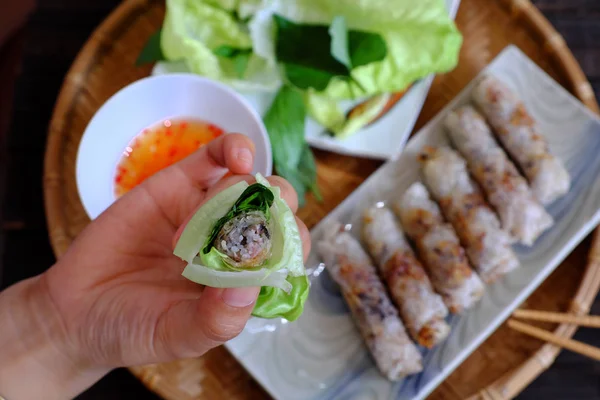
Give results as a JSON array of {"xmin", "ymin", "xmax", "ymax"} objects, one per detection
[{"xmin": 214, "ymin": 210, "xmax": 272, "ymax": 268}]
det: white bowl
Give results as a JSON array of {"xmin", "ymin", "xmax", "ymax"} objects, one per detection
[{"xmin": 76, "ymin": 74, "xmax": 272, "ymax": 220}]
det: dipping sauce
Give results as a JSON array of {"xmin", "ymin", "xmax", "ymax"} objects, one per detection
[{"xmin": 114, "ymin": 118, "xmax": 224, "ymax": 197}]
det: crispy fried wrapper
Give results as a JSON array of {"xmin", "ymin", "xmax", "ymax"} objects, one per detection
[
  {"xmin": 445, "ymin": 105, "xmax": 553, "ymax": 246},
  {"xmin": 472, "ymin": 75, "xmax": 570, "ymax": 205},
  {"xmin": 318, "ymin": 224, "xmax": 423, "ymax": 380},
  {"xmin": 362, "ymin": 206, "xmax": 450, "ymax": 347},
  {"xmin": 420, "ymin": 147, "xmax": 520, "ymax": 283},
  {"xmin": 395, "ymin": 182, "xmax": 485, "ymax": 313}
]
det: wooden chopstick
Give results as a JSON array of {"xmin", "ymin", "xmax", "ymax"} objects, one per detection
[
  {"xmin": 513, "ymin": 309, "xmax": 600, "ymax": 328},
  {"xmin": 507, "ymin": 319, "xmax": 600, "ymax": 362}
]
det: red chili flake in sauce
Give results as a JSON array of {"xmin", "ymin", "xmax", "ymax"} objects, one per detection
[
  {"xmin": 114, "ymin": 118, "xmax": 224, "ymax": 197},
  {"xmin": 208, "ymin": 124, "xmax": 223, "ymax": 138}
]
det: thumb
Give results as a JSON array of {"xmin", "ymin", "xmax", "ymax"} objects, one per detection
[{"xmin": 154, "ymin": 286, "xmax": 260, "ymax": 359}]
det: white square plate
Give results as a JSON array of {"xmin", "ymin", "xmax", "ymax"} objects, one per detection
[
  {"xmin": 226, "ymin": 45, "xmax": 600, "ymax": 400},
  {"xmin": 153, "ymin": 0, "xmax": 461, "ymax": 160}
]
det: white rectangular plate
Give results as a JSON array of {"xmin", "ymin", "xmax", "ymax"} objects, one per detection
[{"xmin": 226, "ymin": 45, "xmax": 600, "ymax": 400}]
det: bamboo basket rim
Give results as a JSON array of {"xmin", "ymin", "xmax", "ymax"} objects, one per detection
[{"xmin": 42, "ymin": 0, "xmax": 600, "ymax": 399}]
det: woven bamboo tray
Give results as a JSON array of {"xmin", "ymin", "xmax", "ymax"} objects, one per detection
[{"xmin": 44, "ymin": 0, "xmax": 600, "ymax": 398}]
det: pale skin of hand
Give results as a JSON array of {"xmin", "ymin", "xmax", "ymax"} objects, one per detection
[{"xmin": 0, "ymin": 134, "xmax": 311, "ymax": 400}]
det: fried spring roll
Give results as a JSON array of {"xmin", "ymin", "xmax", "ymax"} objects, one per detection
[
  {"xmin": 445, "ymin": 106, "xmax": 554, "ymax": 246},
  {"xmin": 318, "ymin": 224, "xmax": 423, "ymax": 380},
  {"xmin": 394, "ymin": 182, "xmax": 485, "ymax": 313},
  {"xmin": 362, "ymin": 207, "xmax": 450, "ymax": 348},
  {"xmin": 420, "ymin": 147, "xmax": 520, "ymax": 283},
  {"xmin": 472, "ymin": 75, "xmax": 570, "ymax": 205}
]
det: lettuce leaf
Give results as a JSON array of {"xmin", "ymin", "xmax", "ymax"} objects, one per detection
[
  {"xmin": 253, "ymin": 0, "xmax": 462, "ymax": 99},
  {"xmin": 255, "ymin": 275, "xmax": 309, "ymax": 320},
  {"xmin": 247, "ymin": 0, "xmax": 461, "ymax": 131},
  {"xmin": 255, "ymin": 174, "xmax": 304, "ymax": 277},
  {"xmin": 173, "ymin": 174, "xmax": 308, "ymax": 320},
  {"xmin": 182, "ymin": 264, "xmax": 293, "ymax": 293},
  {"xmin": 161, "ymin": 0, "xmax": 281, "ymax": 91},
  {"xmin": 304, "ymin": 89, "xmax": 345, "ymax": 131}
]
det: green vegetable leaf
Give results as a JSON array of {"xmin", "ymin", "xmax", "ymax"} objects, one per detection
[
  {"xmin": 213, "ymin": 45, "xmax": 239, "ymax": 57},
  {"xmin": 264, "ymin": 85, "xmax": 307, "ymax": 170},
  {"xmin": 203, "ymin": 183, "xmax": 274, "ymax": 254},
  {"xmin": 277, "ymin": 144, "xmax": 322, "ymax": 206},
  {"xmin": 275, "ymin": 164, "xmax": 307, "ymax": 207},
  {"xmin": 273, "ymin": 14, "xmax": 387, "ymax": 92},
  {"xmin": 348, "ymin": 30, "xmax": 387, "ymax": 68},
  {"xmin": 254, "ymin": 275, "xmax": 309, "ymax": 321},
  {"xmin": 298, "ymin": 144, "xmax": 322, "ymax": 201},
  {"xmin": 136, "ymin": 29, "xmax": 166, "ymax": 66},
  {"xmin": 274, "ymin": 14, "xmax": 348, "ymax": 90},
  {"xmin": 212, "ymin": 45, "xmax": 253, "ymax": 78},
  {"xmin": 329, "ymin": 16, "xmax": 351, "ymax": 69},
  {"xmin": 283, "ymin": 64, "xmax": 335, "ymax": 91},
  {"xmin": 160, "ymin": 0, "xmax": 281, "ymax": 91},
  {"xmin": 233, "ymin": 52, "xmax": 251, "ymax": 78},
  {"xmin": 263, "ymin": 85, "xmax": 320, "ymax": 206}
]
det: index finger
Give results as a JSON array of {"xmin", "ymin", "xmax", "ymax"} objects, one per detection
[{"xmin": 175, "ymin": 133, "xmax": 256, "ymax": 190}]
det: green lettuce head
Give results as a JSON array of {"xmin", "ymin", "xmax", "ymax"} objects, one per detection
[
  {"xmin": 173, "ymin": 174, "xmax": 309, "ymax": 321},
  {"xmin": 161, "ymin": 0, "xmax": 281, "ymax": 92}
]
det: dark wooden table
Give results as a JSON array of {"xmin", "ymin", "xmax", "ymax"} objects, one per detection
[{"xmin": 1, "ymin": 1, "xmax": 599, "ymax": 399}]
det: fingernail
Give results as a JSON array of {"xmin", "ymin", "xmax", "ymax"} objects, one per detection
[
  {"xmin": 234, "ymin": 148, "xmax": 253, "ymax": 166},
  {"xmin": 221, "ymin": 287, "xmax": 260, "ymax": 308}
]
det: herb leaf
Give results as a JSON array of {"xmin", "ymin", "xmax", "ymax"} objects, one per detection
[
  {"xmin": 273, "ymin": 14, "xmax": 387, "ymax": 91},
  {"xmin": 274, "ymin": 15, "xmax": 348, "ymax": 90},
  {"xmin": 297, "ymin": 143, "xmax": 322, "ymax": 201},
  {"xmin": 273, "ymin": 145, "xmax": 321, "ymax": 207},
  {"xmin": 283, "ymin": 64, "xmax": 336, "ymax": 91},
  {"xmin": 329, "ymin": 16, "xmax": 352, "ymax": 69},
  {"xmin": 349, "ymin": 30, "xmax": 388, "ymax": 68},
  {"xmin": 264, "ymin": 85, "xmax": 306, "ymax": 170},
  {"xmin": 136, "ymin": 29, "xmax": 166, "ymax": 66},
  {"xmin": 212, "ymin": 45, "xmax": 253, "ymax": 78},
  {"xmin": 263, "ymin": 85, "xmax": 319, "ymax": 206},
  {"xmin": 203, "ymin": 183, "xmax": 274, "ymax": 253},
  {"xmin": 275, "ymin": 164, "xmax": 307, "ymax": 206},
  {"xmin": 213, "ymin": 45, "xmax": 239, "ymax": 58},
  {"xmin": 233, "ymin": 52, "xmax": 251, "ymax": 78}
]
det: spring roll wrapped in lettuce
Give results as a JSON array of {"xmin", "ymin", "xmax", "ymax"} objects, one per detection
[{"xmin": 173, "ymin": 174, "xmax": 309, "ymax": 321}]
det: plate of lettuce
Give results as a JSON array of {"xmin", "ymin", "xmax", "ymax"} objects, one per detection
[{"xmin": 141, "ymin": 0, "xmax": 462, "ymax": 204}]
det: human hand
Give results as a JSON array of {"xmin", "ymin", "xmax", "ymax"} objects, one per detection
[{"xmin": 0, "ymin": 134, "xmax": 310, "ymax": 399}]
